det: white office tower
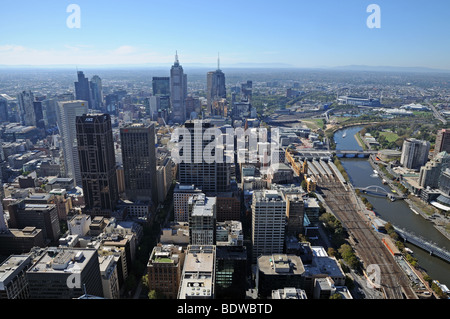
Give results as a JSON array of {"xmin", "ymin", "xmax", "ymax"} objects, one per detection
[
  {"xmin": 400, "ymin": 138, "xmax": 430, "ymax": 170},
  {"xmin": 57, "ymin": 100, "xmax": 88, "ymax": 186},
  {"xmin": 251, "ymin": 190, "xmax": 287, "ymax": 263}
]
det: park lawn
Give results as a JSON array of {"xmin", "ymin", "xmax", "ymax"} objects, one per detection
[
  {"xmin": 302, "ymin": 118, "xmax": 325, "ymax": 130},
  {"xmin": 379, "ymin": 131, "xmax": 399, "ymax": 143}
]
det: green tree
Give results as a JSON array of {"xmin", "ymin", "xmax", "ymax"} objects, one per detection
[
  {"xmin": 422, "ymin": 275, "xmax": 432, "ymax": 285},
  {"xmin": 327, "ymin": 247, "xmax": 337, "ymax": 257},
  {"xmin": 148, "ymin": 290, "xmax": 165, "ymax": 299},
  {"xmin": 431, "ymin": 282, "xmax": 446, "ymax": 299},
  {"xmin": 301, "ymin": 179, "xmax": 308, "ymax": 191}
]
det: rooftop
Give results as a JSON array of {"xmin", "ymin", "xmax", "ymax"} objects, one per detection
[
  {"xmin": 28, "ymin": 248, "xmax": 96, "ymax": 274},
  {"xmin": 0, "ymin": 255, "xmax": 32, "ymax": 290},
  {"xmin": 258, "ymin": 254, "xmax": 305, "ymax": 275},
  {"xmin": 190, "ymin": 194, "xmax": 216, "ymax": 217}
]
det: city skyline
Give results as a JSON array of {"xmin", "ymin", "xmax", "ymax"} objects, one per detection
[
  {"xmin": 1, "ymin": 0, "xmax": 450, "ymax": 304},
  {"xmin": 0, "ymin": 1, "xmax": 450, "ymax": 70}
]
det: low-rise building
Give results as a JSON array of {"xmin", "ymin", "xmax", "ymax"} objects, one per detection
[
  {"xmin": 271, "ymin": 287, "xmax": 308, "ymax": 299},
  {"xmin": 256, "ymin": 254, "xmax": 305, "ymax": 298},
  {"xmin": 147, "ymin": 244, "xmax": 185, "ymax": 299},
  {"xmin": 178, "ymin": 245, "xmax": 216, "ymax": 299},
  {"xmin": 26, "ymin": 248, "xmax": 103, "ymax": 299}
]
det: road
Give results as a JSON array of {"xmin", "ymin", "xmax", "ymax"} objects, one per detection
[{"xmin": 427, "ymin": 102, "xmax": 447, "ymax": 125}]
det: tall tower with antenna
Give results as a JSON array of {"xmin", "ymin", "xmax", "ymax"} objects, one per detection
[
  {"xmin": 170, "ymin": 51, "xmax": 187, "ymax": 124},
  {"xmin": 206, "ymin": 53, "xmax": 226, "ymax": 115}
]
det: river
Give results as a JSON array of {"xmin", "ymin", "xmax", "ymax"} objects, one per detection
[{"xmin": 333, "ymin": 125, "xmax": 450, "ymax": 288}]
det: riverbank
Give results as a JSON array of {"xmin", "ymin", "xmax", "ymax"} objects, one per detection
[
  {"xmin": 367, "ymin": 154, "xmax": 450, "ymax": 242},
  {"xmin": 354, "ymin": 132, "xmax": 368, "ymax": 150},
  {"xmin": 406, "ymin": 198, "xmax": 450, "ymax": 242}
]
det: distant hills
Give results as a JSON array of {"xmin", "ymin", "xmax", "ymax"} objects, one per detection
[
  {"xmin": 0, "ymin": 63, "xmax": 449, "ymax": 73},
  {"xmin": 325, "ymin": 64, "xmax": 450, "ymax": 73}
]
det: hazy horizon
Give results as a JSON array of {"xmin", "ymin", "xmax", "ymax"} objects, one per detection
[{"xmin": 1, "ymin": 1, "xmax": 450, "ymax": 70}]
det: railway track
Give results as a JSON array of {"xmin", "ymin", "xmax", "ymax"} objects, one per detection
[{"xmin": 318, "ymin": 178, "xmax": 417, "ymax": 299}]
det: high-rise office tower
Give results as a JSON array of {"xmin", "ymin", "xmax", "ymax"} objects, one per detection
[
  {"xmin": 120, "ymin": 123, "xmax": 157, "ymax": 205},
  {"xmin": 185, "ymin": 95, "xmax": 200, "ymax": 120},
  {"xmin": 241, "ymin": 80, "xmax": 253, "ymax": 102},
  {"xmin": 152, "ymin": 77, "xmax": 171, "ymax": 96},
  {"xmin": 170, "ymin": 52, "xmax": 187, "ymax": 124},
  {"xmin": 251, "ymin": 190, "xmax": 287, "ymax": 263},
  {"xmin": 434, "ymin": 129, "xmax": 450, "ymax": 158},
  {"xmin": 57, "ymin": 100, "xmax": 88, "ymax": 186},
  {"xmin": 400, "ymin": 138, "xmax": 431, "ymax": 170},
  {"xmin": 206, "ymin": 56, "xmax": 226, "ymax": 115},
  {"xmin": 41, "ymin": 99, "xmax": 58, "ymax": 128},
  {"xmin": 152, "ymin": 76, "xmax": 171, "ymax": 120},
  {"xmin": 17, "ymin": 90, "xmax": 36, "ymax": 126},
  {"xmin": 0, "ymin": 95, "xmax": 10, "ymax": 123},
  {"xmin": 76, "ymin": 113, "xmax": 119, "ymax": 217},
  {"xmin": 177, "ymin": 120, "xmax": 231, "ymax": 194},
  {"xmin": 90, "ymin": 75, "xmax": 104, "ymax": 111},
  {"xmin": 75, "ymin": 71, "xmax": 92, "ymax": 108},
  {"xmin": 33, "ymin": 100, "xmax": 45, "ymax": 129}
]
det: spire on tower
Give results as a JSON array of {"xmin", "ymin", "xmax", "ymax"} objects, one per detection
[
  {"xmin": 217, "ymin": 52, "xmax": 220, "ymax": 71},
  {"xmin": 175, "ymin": 50, "xmax": 179, "ymax": 65}
]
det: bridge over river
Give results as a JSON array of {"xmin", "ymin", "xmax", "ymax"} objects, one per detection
[
  {"xmin": 355, "ymin": 185, "xmax": 406, "ymax": 201},
  {"xmin": 394, "ymin": 227, "xmax": 450, "ymax": 264},
  {"xmin": 334, "ymin": 150, "xmax": 378, "ymax": 158}
]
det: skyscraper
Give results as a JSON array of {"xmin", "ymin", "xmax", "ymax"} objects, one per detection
[
  {"xmin": 57, "ymin": 100, "xmax": 88, "ymax": 186},
  {"xmin": 17, "ymin": 90, "xmax": 36, "ymax": 126},
  {"xmin": 90, "ymin": 75, "xmax": 104, "ymax": 111},
  {"xmin": 400, "ymin": 138, "xmax": 430, "ymax": 170},
  {"xmin": 152, "ymin": 77, "xmax": 170, "ymax": 96},
  {"xmin": 120, "ymin": 123, "xmax": 157, "ymax": 205},
  {"xmin": 0, "ymin": 95, "xmax": 10, "ymax": 123},
  {"xmin": 170, "ymin": 52, "xmax": 187, "ymax": 124},
  {"xmin": 151, "ymin": 77, "xmax": 171, "ymax": 120},
  {"xmin": 76, "ymin": 113, "xmax": 119, "ymax": 217},
  {"xmin": 251, "ymin": 190, "xmax": 287, "ymax": 263},
  {"xmin": 206, "ymin": 56, "xmax": 226, "ymax": 115},
  {"xmin": 177, "ymin": 120, "xmax": 231, "ymax": 193},
  {"xmin": 33, "ymin": 100, "xmax": 45, "ymax": 129},
  {"xmin": 75, "ymin": 71, "xmax": 92, "ymax": 108},
  {"xmin": 434, "ymin": 129, "xmax": 450, "ymax": 158}
]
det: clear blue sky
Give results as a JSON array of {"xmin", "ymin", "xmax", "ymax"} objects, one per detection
[{"xmin": 0, "ymin": 0, "xmax": 449, "ymax": 69}]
